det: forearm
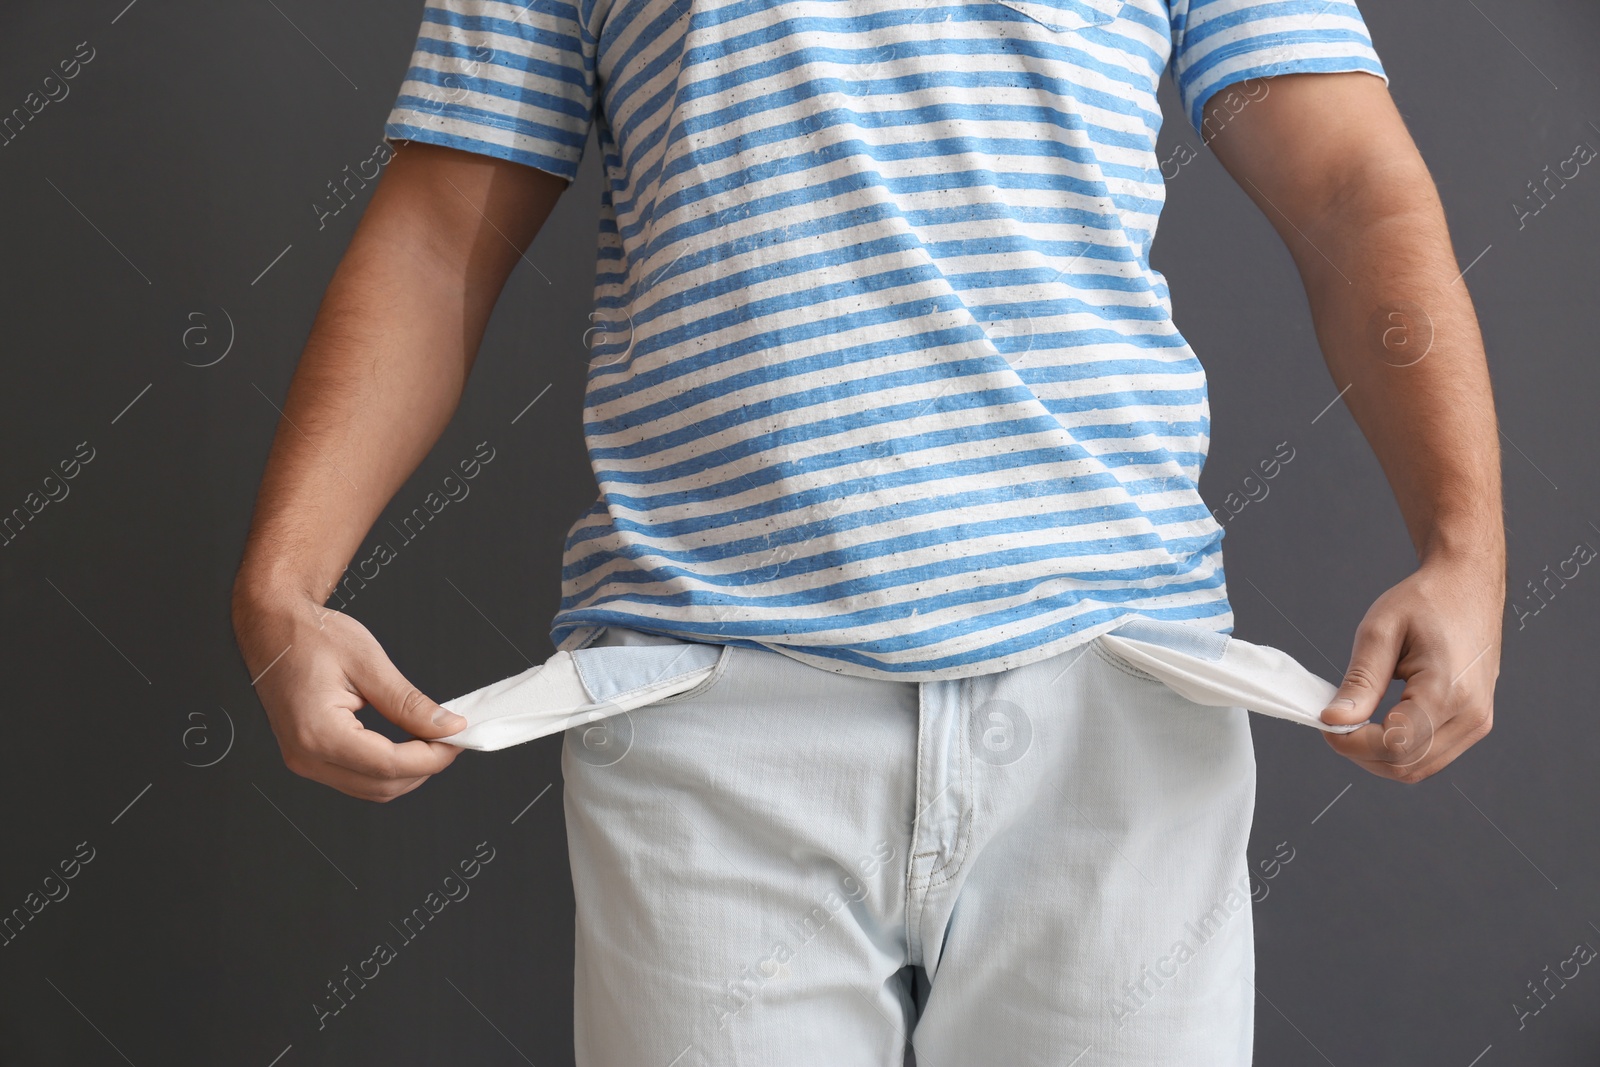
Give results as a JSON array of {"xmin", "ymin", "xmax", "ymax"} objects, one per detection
[
  {"xmin": 1205, "ymin": 72, "xmax": 1504, "ymax": 777},
  {"xmin": 1292, "ymin": 162, "xmax": 1504, "ymax": 571},
  {"xmin": 230, "ymin": 147, "xmax": 566, "ymax": 694},
  {"xmin": 233, "ymin": 170, "xmax": 507, "ymax": 616}
]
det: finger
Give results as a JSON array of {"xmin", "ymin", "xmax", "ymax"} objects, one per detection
[
  {"xmin": 1321, "ymin": 648, "xmax": 1437, "ymax": 745},
  {"xmin": 345, "ymin": 650, "xmax": 469, "ymax": 739},
  {"xmin": 1332, "ymin": 716, "xmax": 1469, "ymax": 783},
  {"xmin": 1324, "ymin": 670, "xmax": 1468, "ymax": 782},
  {"xmin": 305, "ymin": 758, "xmax": 433, "ymax": 803},
  {"xmin": 1321, "ymin": 618, "xmax": 1403, "ymax": 727},
  {"xmin": 1372, "ymin": 667, "xmax": 1449, "ymax": 769},
  {"xmin": 1322, "ymin": 721, "xmax": 1395, "ymax": 766},
  {"xmin": 1324, "ymin": 705, "xmax": 1434, "ymax": 775},
  {"xmin": 309, "ymin": 718, "xmax": 465, "ymax": 780},
  {"xmin": 1369, "ymin": 696, "xmax": 1494, "ymax": 783}
]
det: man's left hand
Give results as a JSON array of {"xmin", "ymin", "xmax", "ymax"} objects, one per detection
[{"xmin": 1319, "ymin": 554, "xmax": 1504, "ymax": 783}]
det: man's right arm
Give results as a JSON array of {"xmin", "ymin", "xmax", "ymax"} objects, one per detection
[{"xmin": 231, "ymin": 141, "xmax": 568, "ymax": 803}]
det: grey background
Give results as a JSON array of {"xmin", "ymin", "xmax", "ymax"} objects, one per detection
[{"xmin": 0, "ymin": 0, "xmax": 1595, "ymax": 1063}]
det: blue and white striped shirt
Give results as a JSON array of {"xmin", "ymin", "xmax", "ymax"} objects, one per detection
[{"xmin": 385, "ymin": 0, "xmax": 1386, "ymax": 680}]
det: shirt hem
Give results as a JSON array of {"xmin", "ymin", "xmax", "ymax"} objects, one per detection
[{"xmin": 745, "ymin": 615, "xmax": 1159, "ymax": 683}]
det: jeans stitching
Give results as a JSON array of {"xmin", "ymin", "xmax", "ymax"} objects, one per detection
[
  {"xmin": 653, "ymin": 643, "xmax": 734, "ymax": 705},
  {"xmin": 572, "ymin": 646, "xmax": 717, "ymax": 704},
  {"xmin": 906, "ymin": 680, "xmax": 931, "ymax": 963},
  {"xmin": 1089, "ymin": 638, "xmax": 1162, "ymax": 683},
  {"xmin": 922, "ymin": 677, "xmax": 977, "ymax": 890}
]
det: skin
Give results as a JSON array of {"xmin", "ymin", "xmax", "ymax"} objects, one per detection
[
  {"xmin": 1201, "ymin": 72, "xmax": 1504, "ymax": 784},
  {"xmin": 231, "ymin": 141, "xmax": 569, "ymax": 802},
  {"xmin": 232, "ymin": 72, "xmax": 1504, "ymax": 801}
]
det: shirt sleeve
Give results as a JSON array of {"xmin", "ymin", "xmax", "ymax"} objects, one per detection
[
  {"xmin": 383, "ymin": 0, "xmax": 599, "ymax": 182},
  {"xmin": 1167, "ymin": 0, "xmax": 1388, "ymax": 137}
]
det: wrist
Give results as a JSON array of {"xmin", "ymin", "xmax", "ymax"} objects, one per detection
[
  {"xmin": 1414, "ymin": 497, "xmax": 1504, "ymax": 563},
  {"xmin": 1414, "ymin": 529, "xmax": 1507, "ymax": 612},
  {"xmin": 1417, "ymin": 526, "xmax": 1505, "ymax": 571},
  {"xmin": 231, "ymin": 568, "xmax": 327, "ymax": 630}
]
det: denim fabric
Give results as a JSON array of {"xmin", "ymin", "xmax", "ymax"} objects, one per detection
[{"xmin": 560, "ymin": 624, "xmax": 1259, "ymax": 1066}]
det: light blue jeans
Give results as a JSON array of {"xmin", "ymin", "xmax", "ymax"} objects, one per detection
[{"xmin": 561, "ymin": 623, "xmax": 1258, "ymax": 1066}]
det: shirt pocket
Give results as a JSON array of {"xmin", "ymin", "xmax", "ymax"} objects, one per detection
[{"xmin": 989, "ymin": 0, "xmax": 1125, "ymax": 33}]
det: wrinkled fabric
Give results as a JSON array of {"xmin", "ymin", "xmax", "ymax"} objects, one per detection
[
  {"xmin": 558, "ymin": 621, "xmax": 1264, "ymax": 1064},
  {"xmin": 438, "ymin": 618, "xmax": 1359, "ymax": 750}
]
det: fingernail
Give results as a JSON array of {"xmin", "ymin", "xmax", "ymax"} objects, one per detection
[
  {"xmin": 1327, "ymin": 698, "xmax": 1356, "ymax": 711},
  {"xmin": 433, "ymin": 707, "xmax": 466, "ymax": 727}
]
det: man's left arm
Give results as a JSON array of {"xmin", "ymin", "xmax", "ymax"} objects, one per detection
[{"xmin": 1201, "ymin": 71, "xmax": 1505, "ymax": 783}]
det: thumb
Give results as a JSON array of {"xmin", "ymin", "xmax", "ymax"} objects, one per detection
[
  {"xmin": 1322, "ymin": 620, "xmax": 1401, "ymax": 727},
  {"xmin": 347, "ymin": 651, "xmax": 468, "ymax": 739}
]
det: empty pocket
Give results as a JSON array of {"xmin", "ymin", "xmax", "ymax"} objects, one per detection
[
  {"xmin": 1095, "ymin": 618, "xmax": 1363, "ymax": 734},
  {"xmin": 438, "ymin": 640, "xmax": 727, "ymax": 752}
]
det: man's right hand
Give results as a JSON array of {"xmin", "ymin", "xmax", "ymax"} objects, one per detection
[
  {"xmin": 225, "ymin": 143, "xmax": 568, "ymax": 802},
  {"xmin": 233, "ymin": 592, "xmax": 467, "ymax": 803}
]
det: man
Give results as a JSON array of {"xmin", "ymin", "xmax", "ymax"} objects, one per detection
[{"xmin": 231, "ymin": 0, "xmax": 1504, "ymax": 1062}]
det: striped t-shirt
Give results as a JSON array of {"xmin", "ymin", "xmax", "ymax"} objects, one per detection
[{"xmin": 384, "ymin": 0, "xmax": 1386, "ymax": 680}]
